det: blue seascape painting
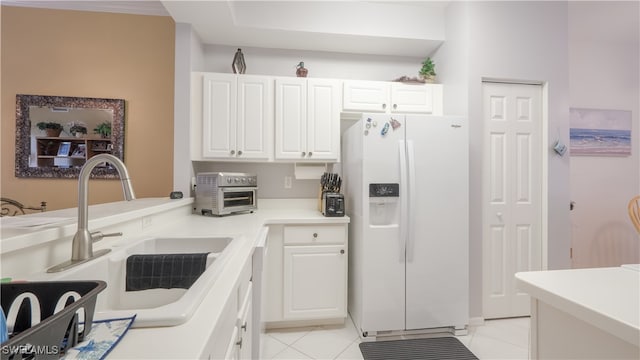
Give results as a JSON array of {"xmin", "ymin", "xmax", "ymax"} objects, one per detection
[{"xmin": 570, "ymin": 108, "xmax": 632, "ymax": 156}]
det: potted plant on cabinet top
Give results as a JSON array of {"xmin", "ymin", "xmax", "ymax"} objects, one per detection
[
  {"xmin": 36, "ymin": 122, "xmax": 63, "ymax": 137},
  {"xmin": 69, "ymin": 122, "xmax": 88, "ymax": 138},
  {"xmin": 419, "ymin": 57, "xmax": 437, "ymax": 83},
  {"xmin": 93, "ymin": 122, "xmax": 111, "ymax": 138}
]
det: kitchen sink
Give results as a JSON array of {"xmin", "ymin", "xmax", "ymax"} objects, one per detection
[{"xmin": 40, "ymin": 236, "xmax": 235, "ymax": 327}]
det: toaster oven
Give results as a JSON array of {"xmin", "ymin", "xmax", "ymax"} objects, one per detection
[{"xmin": 194, "ymin": 172, "xmax": 257, "ymax": 216}]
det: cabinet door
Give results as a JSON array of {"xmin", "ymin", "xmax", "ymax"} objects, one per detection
[
  {"xmin": 343, "ymin": 80, "xmax": 389, "ymax": 113},
  {"xmin": 283, "ymin": 245, "xmax": 346, "ymax": 320},
  {"xmin": 237, "ymin": 284, "xmax": 253, "ymax": 360},
  {"xmin": 202, "ymin": 73, "xmax": 237, "ymax": 158},
  {"xmin": 391, "ymin": 83, "xmax": 443, "ymax": 115},
  {"xmin": 224, "ymin": 326, "xmax": 239, "ymax": 360},
  {"xmin": 275, "ymin": 78, "xmax": 307, "ymax": 160},
  {"xmin": 307, "ymin": 79, "xmax": 341, "ymax": 161},
  {"xmin": 237, "ymin": 76, "xmax": 274, "ymax": 160}
]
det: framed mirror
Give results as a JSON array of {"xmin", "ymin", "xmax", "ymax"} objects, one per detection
[{"xmin": 15, "ymin": 94, "xmax": 125, "ymax": 179}]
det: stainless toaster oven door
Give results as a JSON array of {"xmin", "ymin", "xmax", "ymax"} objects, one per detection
[{"xmin": 219, "ymin": 187, "xmax": 257, "ymax": 211}]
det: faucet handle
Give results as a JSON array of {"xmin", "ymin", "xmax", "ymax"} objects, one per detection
[{"xmin": 91, "ymin": 231, "xmax": 123, "ymax": 242}]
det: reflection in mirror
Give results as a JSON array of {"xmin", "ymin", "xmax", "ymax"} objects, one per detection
[{"xmin": 15, "ymin": 95, "xmax": 125, "ymax": 179}]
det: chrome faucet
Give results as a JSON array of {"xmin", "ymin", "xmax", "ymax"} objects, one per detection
[{"xmin": 48, "ymin": 154, "xmax": 135, "ymax": 273}]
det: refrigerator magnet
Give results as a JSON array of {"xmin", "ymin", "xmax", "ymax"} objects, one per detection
[
  {"xmin": 381, "ymin": 122, "xmax": 390, "ymax": 136},
  {"xmin": 390, "ymin": 118, "xmax": 401, "ymax": 130}
]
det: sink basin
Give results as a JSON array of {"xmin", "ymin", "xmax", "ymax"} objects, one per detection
[{"xmin": 43, "ymin": 236, "xmax": 235, "ymax": 327}]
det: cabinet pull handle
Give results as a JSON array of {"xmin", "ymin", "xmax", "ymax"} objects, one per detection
[
  {"xmin": 230, "ymin": 150, "xmax": 235, "ymax": 155},
  {"xmin": 236, "ymin": 338, "xmax": 242, "ymax": 348},
  {"xmin": 241, "ymin": 322, "xmax": 247, "ymax": 331},
  {"xmin": 237, "ymin": 150, "xmax": 243, "ymax": 156},
  {"xmin": 313, "ymin": 233, "xmax": 318, "ymax": 238},
  {"xmin": 340, "ymin": 249, "xmax": 345, "ymax": 254},
  {"xmin": 301, "ymin": 151, "xmax": 306, "ymax": 157}
]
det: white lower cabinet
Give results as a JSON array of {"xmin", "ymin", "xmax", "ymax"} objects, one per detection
[
  {"xmin": 205, "ymin": 257, "xmax": 253, "ymax": 360},
  {"xmin": 283, "ymin": 244, "xmax": 346, "ymax": 320},
  {"xmin": 264, "ymin": 224, "xmax": 348, "ymax": 325},
  {"xmin": 237, "ymin": 283, "xmax": 253, "ymax": 360}
]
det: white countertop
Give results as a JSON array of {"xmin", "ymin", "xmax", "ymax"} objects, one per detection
[
  {"xmin": 515, "ymin": 266, "xmax": 640, "ymax": 347},
  {"xmin": 1, "ymin": 197, "xmax": 349, "ymax": 358},
  {"xmin": 0, "ymin": 197, "xmax": 194, "ymax": 254}
]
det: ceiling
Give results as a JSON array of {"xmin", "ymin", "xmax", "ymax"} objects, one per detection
[
  {"xmin": 3, "ymin": 0, "xmax": 448, "ymax": 57},
  {"xmin": 160, "ymin": 1, "xmax": 448, "ymax": 57},
  {"xmin": 6, "ymin": 1, "xmax": 635, "ymax": 57},
  {"xmin": 1, "ymin": 1, "xmax": 170, "ymax": 16}
]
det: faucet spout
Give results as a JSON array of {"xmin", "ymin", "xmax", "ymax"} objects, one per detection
[{"xmin": 48, "ymin": 154, "xmax": 135, "ymax": 273}]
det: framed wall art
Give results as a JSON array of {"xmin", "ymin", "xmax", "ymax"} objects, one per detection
[{"xmin": 570, "ymin": 108, "xmax": 632, "ymax": 156}]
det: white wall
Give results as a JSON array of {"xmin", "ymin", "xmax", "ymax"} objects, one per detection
[
  {"xmin": 432, "ymin": 2, "xmax": 469, "ymax": 117},
  {"xmin": 465, "ymin": 1, "xmax": 571, "ymax": 318},
  {"xmin": 201, "ymin": 44, "xmax": 424, "ymax": 81},
  {"xmin": 568, "ymin": 1, "xmax": 640, "ymax": 268}
]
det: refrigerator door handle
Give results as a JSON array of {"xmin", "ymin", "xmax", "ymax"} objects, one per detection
[
  {"xmin": 399, "ymin": 140, "xmax": 408, "ymax": 262},
  {"xmin": 407, "ymin": 140, "xmax": 416, "ymax": 262}
]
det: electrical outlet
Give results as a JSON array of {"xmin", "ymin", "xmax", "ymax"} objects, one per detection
[{"xmin": 284, "ymin": 176, "xmax": 292, "ymax": 189}]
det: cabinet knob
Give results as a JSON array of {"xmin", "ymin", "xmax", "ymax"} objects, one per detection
[
  {"xmin": 393, "ymin": 104, "xmax": 398, "ymax": 109},
  {"xmin": 237, "ymin": 150, "xmax": 243, "ymax": 156},
  {"xmin": 236, "ymin": 338, "xmax": 243, "ymax": 348},
  {"xmin": 382, "ymin": 103, "xmax": 387, "ymax": 109},
  {"xmin": 301, "ymin": 152, "xmax": 306, "ymax": 157},
  {"xmin": 308, "ymin": 152, "xmax": 312, "ymax": 157},
  {"xmin": 313, "ymin": 233, "xmax": 318, "ymax": 238},
  {"xmin": 230, "ymin": 150, "xmax": 235, "ymax": 155},
  {"xmin": 340, "ymin": 249, "xmax": 345, "ymax": 254}
]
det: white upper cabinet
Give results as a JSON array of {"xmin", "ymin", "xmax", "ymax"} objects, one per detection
[
  {"xmin": 202, "ymin": 73, "xmax": 274, "ymax": 160},
  {"xmin": 343, "ymin": 80, "xmax": 443, "ymax": 115},
  {"xmin": 275, "ymin": 78, "xmax": 341, "ymax": 162}
]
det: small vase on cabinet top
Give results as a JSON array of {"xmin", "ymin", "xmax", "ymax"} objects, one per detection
[
  {"xmin": 296, "ymin": 62, "xmax": 308, "ymax": 77},
  {"xmin": 232, "ymin": 48, "xmax": 246, "ymax": 74}
]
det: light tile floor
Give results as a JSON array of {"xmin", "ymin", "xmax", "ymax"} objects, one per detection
[{"xmin": 263, "ymin": 316, "xmax": 530, "ymax": 360}]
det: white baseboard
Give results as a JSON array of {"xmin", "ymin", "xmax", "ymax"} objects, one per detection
[{"xmin": 468, "ymin": 317, "xmax": 485, "ymax": 326}]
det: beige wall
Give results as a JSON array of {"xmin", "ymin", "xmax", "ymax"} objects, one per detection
[{"xmin": 1, "ymin": 6, "xmax": 175, "ymax": 211}]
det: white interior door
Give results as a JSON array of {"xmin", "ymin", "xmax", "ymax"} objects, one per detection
[{"xmin": 482, "ymin": 82, "xmax": 543, "ymax": 319}]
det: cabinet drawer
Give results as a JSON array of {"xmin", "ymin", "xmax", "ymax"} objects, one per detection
[{"xmin": 284, "ymin": 225, "xmax": 345, "ymax": 245}]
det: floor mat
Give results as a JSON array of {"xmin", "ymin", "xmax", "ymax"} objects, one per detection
[{"xmin": 359, "ymin": 336, "xmax": 478, "ymax": 360}]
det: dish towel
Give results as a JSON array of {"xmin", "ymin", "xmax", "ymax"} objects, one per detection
[
  {"xmin": 125, "ymin": 253, "xmax": 209, "ymax": 291},
  {"xmin": 62, "ymin": 315, "xmax": 136, "ymax": 360}
]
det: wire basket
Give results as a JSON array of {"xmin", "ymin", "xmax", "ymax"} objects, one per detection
[{"xmin": 1, "ymin": 281, "xmax": 106, "ymax": 359}]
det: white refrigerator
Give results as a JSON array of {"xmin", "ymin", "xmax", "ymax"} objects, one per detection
[{"xmin": 342, "ymin": 114, "xmax": 469, "ymax": 337}]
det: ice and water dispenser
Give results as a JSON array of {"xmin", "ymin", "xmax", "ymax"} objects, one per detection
[{"xmin": 368, "ymin": 183, "xmax": 399, "ymax": 226}]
